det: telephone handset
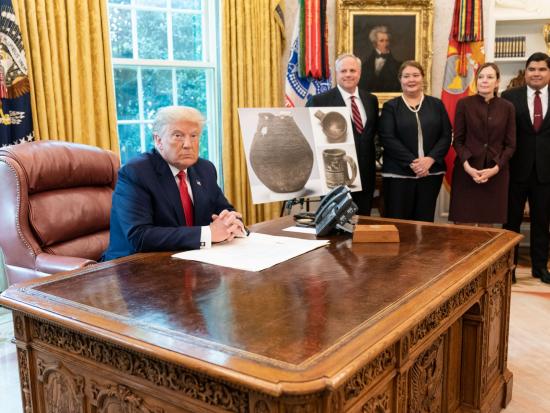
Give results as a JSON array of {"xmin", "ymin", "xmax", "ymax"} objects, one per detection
[{"xmin": 315, "ymin": 185, "xmax": 358, "ymax": 236}]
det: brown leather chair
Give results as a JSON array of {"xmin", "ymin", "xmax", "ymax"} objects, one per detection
[{"xmin": 0, "ymin": 141, "xmax": 119, "ymax": 285}]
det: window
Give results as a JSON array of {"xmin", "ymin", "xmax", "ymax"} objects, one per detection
[{"xmin": 108, "ymin": 0, "xmax": 221, "ymax": 170}]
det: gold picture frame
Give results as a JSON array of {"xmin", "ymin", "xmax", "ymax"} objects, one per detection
[{"xmin": 336, "ymin": 0, "xmax": 434, "ymax": 106}]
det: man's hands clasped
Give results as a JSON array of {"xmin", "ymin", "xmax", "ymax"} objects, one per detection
[{"xmin": 210, "ymin": 210, "xmax": 247, "ymax": 243}]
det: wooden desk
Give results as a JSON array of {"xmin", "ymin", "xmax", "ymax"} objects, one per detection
[{"xmin": 0, "ymin": 216, "xmax": 521, "ymax": 413}]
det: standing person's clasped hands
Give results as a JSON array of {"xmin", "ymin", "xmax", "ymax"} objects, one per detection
[{"xmin": 449, "ymin": 63, "xmax": 516, "ymax": 226}]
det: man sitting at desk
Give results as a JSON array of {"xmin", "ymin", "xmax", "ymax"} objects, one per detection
[{"xmin": 103, "ymin": 106, "xmax": 245, "ymax": 260}]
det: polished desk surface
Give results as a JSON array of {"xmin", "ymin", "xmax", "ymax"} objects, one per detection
[{"xmin": 0, "ymin": 216, "xmax": 521, "ymax": 395}]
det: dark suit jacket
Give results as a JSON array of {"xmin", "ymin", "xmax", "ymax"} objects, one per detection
[
  {"xmin": 360, "ymin": 51, "xmax": 401, "ymax": 93},
  {"xmin": 379, "ymin": 95, "xmax": 452, "ymax": 176},
  {"xmin": 103, "ymin": 149, "xmax": 233, "ymax": 260},
  {"xmin": 501, "ymin": 86, "xmax": 550, "ymax": 184},
  {"xmin": 306, "ymin": 87, "xmax": 379, "ymax": 210}
]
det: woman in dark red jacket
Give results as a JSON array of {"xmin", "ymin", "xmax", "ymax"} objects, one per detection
[{"xmin": 449, "ymin": 63, "xmax": 516, "ymax": 225}]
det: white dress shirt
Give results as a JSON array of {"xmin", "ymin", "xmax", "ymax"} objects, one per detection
[
  {"xmin": 374, "ymin": 48, "xmax": 387, "ymax": 75},
  {"xmin": 337, "ymin": 85, "xmax": 367, "ymax": 128},
  {"xmin": 168, "ymin": 164, "xmax": 211, "ymax": 248},
  {"xmin": 527, "ymin": 84, "xmax": 548, "ymax": 124}
]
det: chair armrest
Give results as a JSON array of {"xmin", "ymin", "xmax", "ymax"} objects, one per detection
[{"xmin": 35, "ymin": 253, "xmax": 97, "ymax": 274}]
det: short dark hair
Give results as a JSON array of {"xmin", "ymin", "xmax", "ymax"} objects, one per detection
[{"xmin": 526, "ymin": 52, "xmax": 550, "ymax": 69}]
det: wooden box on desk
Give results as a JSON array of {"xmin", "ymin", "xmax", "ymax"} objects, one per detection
[{"xmin": 353, "ymin": 224, "xmax": 399, "ymax": 243}]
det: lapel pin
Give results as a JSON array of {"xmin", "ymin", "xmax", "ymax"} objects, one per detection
[{"xmin": 196, "ymin": 180, "xmax": 202, "ymax": 186}]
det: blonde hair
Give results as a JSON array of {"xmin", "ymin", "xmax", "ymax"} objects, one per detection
[{"xmin": 152, "ymin": 106, "xmax": 205, "ymax": 137}]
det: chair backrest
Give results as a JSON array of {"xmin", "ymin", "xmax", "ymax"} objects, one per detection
[{"xmin": 0, "ymin": 141, "xmax": 119, "ymax": 285}]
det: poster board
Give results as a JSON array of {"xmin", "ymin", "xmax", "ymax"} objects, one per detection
[{"xmin": 238, "ymin": 107, "xmax": 361, "ymax": 204}]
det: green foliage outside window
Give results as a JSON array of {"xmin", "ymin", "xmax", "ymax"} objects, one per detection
[{"xmin": 108, "ymin": 0, "xmax": 219, "ymax": 168}]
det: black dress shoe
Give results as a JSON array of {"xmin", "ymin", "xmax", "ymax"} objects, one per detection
[
  {"xmin": 532, "ymin": 267, "xmax": 549, "ymax": 279},
  {"xmin": 541, "ymin": 272, "xmax": 550, "ymax": 285},
  {"xmin": 532, "ymin": 267, "xmax": 550, "ymax": 281}
]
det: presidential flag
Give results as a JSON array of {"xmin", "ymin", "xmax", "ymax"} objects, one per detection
[
  {"xmin": 441, "ymin": 0, "xmax": 484, "ymax": 189},
  {"xmin": 0, "ymin": 0, "xmax": 33, "ymax": 147}
]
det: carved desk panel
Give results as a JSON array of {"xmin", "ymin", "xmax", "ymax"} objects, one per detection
[{"xmin": 0, "ymin": 216, "xmax": 521, "ymax": 413}]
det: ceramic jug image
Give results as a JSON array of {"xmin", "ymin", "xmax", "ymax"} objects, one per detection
[
  {"xmin": 249, "ymin": 112, "xmax": 314, "ymax": 193},
  {"xmin": 322, "ymin": 148, "xmax": 357, "ymax": 188},
  {"xmin": 314, "ymin": 110, "xmax": 348, "ymax": 143}
]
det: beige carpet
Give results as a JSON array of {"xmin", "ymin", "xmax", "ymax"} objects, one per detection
[
  {"xmin": 503, "ymin": 263, "xmax": 550, "ymax": 413},
  {"xmin": 0, "ymin": 312, "xmax": 21, "ymax": 413}
]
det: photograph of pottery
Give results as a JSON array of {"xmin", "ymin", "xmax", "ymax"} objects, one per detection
[
  {"xmin": 238, "ymin": 107, "xmax": 360, "ymax": 204},
  {"xmin": 249, "ymin": 112, "xmax": 314, "ymax": 193},
  {"xmin": 314, "ymin": 110, "xmax": 348, "ymax": 143},
  {"xmin": 322, "ymin": 148, "xmax": 357, "ymax": 188}
]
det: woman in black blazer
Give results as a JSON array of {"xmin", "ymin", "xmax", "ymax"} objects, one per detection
[{"xmin": 379, "ymin": 61, "xmax": 452, "ymax": 222}]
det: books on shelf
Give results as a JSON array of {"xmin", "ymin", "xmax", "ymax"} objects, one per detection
[{"xmin": 495, "ymin": 36, "xmax": 526, "ymax": 58}]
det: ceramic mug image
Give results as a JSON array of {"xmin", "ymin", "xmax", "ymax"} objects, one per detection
[
  {"xmin": 322, "ymin": 148, "xmax": 357, "ymax": 188},
  {"xmin": 314, "ymin": 110, "xmax": 348, "ymax": 143}
]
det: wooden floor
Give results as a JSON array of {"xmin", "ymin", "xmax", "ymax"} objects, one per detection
[{"xmin": 1, "ymin": 250, "xmax": 549, "ymax": 412}]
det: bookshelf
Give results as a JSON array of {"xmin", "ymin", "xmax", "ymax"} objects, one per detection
[{"xmin": 486, "ymin": 1, "xmax": 550, "ymax": 91}]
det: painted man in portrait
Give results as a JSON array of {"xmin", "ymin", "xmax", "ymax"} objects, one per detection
[{"xmin": 359, "ymin": 25, "xmax": 401, "ymax": 93}]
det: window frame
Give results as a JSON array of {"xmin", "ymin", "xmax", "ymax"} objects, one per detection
[{"xmin": 108, "ymin": 0, "xmax": 222, "ymax": 174}]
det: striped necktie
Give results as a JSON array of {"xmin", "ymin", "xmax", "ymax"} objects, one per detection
[{"xmin": 350, "ymin": 96, "xmax": 364, "ymax": 134}]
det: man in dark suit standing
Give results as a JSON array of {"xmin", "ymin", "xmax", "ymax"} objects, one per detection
[
  {"xmin": 307, "ymin": 53, "xmax": 379, "ymax": 215},
  {"xmin": 502, "ymin": 52, "xmax": 550, "ymax": 283},
  {"xmin": 359, "ymin": 26, "xmax": 401, "ymax": 93},
  {"xmin": 103, "ymin": 106, "xmax": 245, "ymax": 260}
]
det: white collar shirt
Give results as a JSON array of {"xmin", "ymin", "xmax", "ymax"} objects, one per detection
[
  {"xmin": 337, "ymin": 85, "xmax": 367, "ymax": 128},
  {"xmin": 168, "ymin": 163, "xmax": 194, "ymax": 203},
  {"xmin": 168, "ymin": 163, "xmax": 211, "ymax": 248},
  {"xmin": 527, "ymin": 84, "xmax": 548, "ymax": 124}
]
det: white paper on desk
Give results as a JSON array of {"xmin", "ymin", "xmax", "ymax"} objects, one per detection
[
  {"xmin": 282, "ymin": 226, "xmax": 317, "ymax": 235},
  {"xmin": 172, "ymin": 232, "xmax": 329, "ymax": 272}
]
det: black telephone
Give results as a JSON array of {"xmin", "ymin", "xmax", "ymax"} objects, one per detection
[{"xmin": 314, "ymin": 185, "xmax": 358, "ymax": 236}]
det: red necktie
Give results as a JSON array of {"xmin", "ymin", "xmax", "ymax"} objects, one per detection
[
  {"xmin": 534, "ymin": 90, "xmax": 543, "ymax": 132},
  {"xmin": 350, "ymin": 96, "xmax": 364, "ymax": 134},
  {"xmin": 177, "ymin": 171, "xmax": 194, "ymax": 226}
]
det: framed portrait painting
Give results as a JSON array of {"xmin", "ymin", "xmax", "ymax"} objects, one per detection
[{"xmin": 337, "ymin": 0, "xmax": 434, "ymax": 105}]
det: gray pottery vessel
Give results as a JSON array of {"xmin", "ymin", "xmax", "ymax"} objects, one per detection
[{"xmin": 250, "ymin": 113, "xmax": 313, "ymax": 193}]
